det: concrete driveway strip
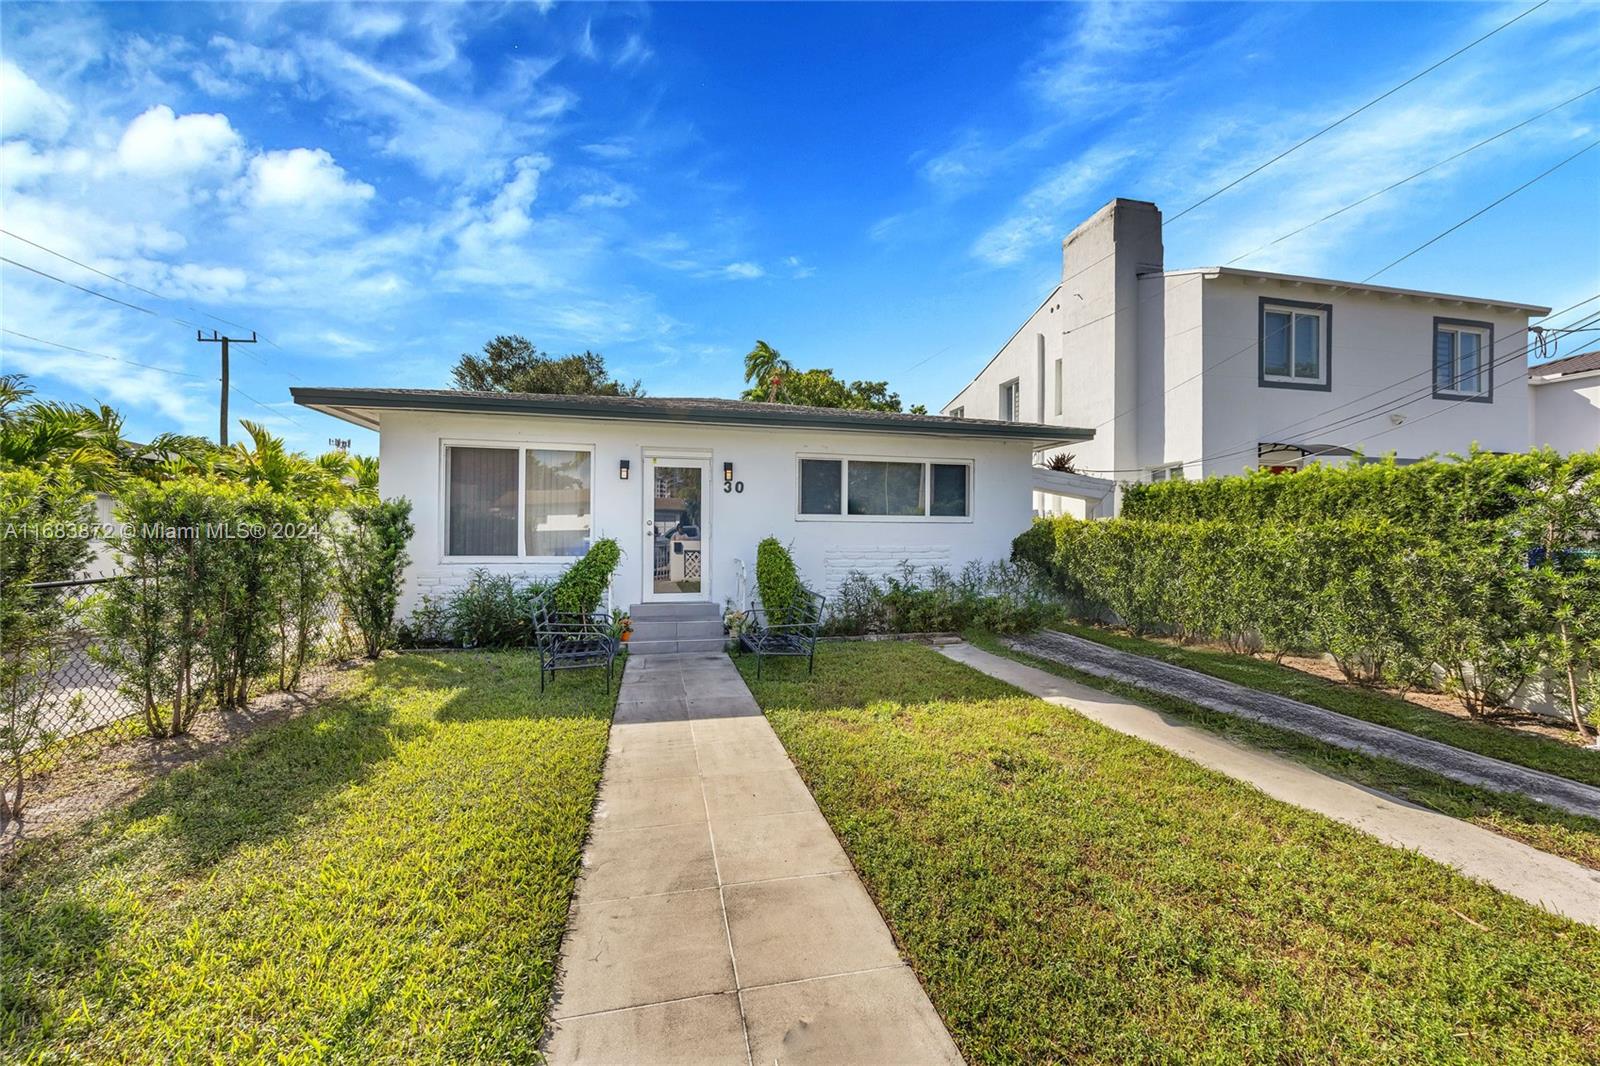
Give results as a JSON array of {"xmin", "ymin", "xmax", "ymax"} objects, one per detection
[
  {"xmin": 545, "ymin": 651, "xmax": 964, "ymax": 1066},
  {"xmin": 942, "ymin": 641, "xmax": 1600, "ymax": 928},
  {"xmin": 1010, "ymin": 630, "xmax": 1600, "ymax": 818}
]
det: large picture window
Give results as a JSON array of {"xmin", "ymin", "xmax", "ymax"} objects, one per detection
[
  {"xmin": 1433, "ymin": 318, "xmax": 1494, "ymax": 402},
  {"xmin": 798, "ymin": 456, "xmax": 971, "ymax": 520},
  {"xmin": 446, "ymin": 443, "xmax": 593, "ymax": 558},
  {"xmin": 1259, "ymin": 298, "xmax": 1331, "ymax": 390}
]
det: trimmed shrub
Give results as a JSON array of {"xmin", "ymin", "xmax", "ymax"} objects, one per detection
[
  {"xmin": 552, "ymin": 538, "xmax": 622, "ymax": 616},
  {"xmin": 334, "ymin": 497, "xmax": 415, "ymax": 659},
  {"xmin": 450, "ymin": 569, "xmax": 549, "ymax": 648},
  {"xmin": 823, "ymin": 560, "xmax": 1064, "ymax": 637},
  {"xmin": 755, "ymin": 537, "xmax": 803, "ymax": 625}
]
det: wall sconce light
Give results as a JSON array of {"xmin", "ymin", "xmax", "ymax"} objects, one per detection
[
  {"xmin": 619, "ymin": 459, "xmax": 631, "ymax": 480},
  {"xmin": 723, "ymin": 462, "xmax": 734, "ymax": 484}
]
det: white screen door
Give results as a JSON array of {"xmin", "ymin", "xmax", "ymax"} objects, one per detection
[{"xmin": 644, "ymin": 457, "xmax": 709, "ymax": 602}]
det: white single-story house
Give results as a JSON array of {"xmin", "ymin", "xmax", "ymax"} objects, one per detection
[
  {"xmin": 1529, "ymin": 350, "xmax": 1600, "ymax": 454},
  {"xmin": 291, "ymin": 388, "xmax": 1089, "ymax": 635}
]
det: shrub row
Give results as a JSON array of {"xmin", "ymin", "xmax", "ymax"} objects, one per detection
[
  {"xmin": 1121, "ymin": 450, "xmax": 1561, "ymax": 536},
  {"xmin": 825, "ymin": 560, "xmax": 1064, "ymax": 637},
  {"xmin": 1025, "ymin": 451, "xmax": 1600, "ymax": 735}
]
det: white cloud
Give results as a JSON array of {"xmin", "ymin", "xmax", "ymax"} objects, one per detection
[
  {"xmin": 722, "ymin": 261, "xmax": 764, "ymax": 280},
  {"xmin": 243, "ymin": 147, "xmax": 375, "ymax": 210},
  {"xmin": 170, "ymin": 263, "xmax": 249, "ymax": 297},
  {"xmin": 581, "ymin": 140, "xmax": 633, "ymax": 161},
  {"xmin": 0, "ymin": 60, "xmax": 72, "ymax": 141},
  {"xmin": 116, "ymin": 104, "xmax": 243, "ymax": 177},
  {"xmin": 784, "ymin": 255, "xmax": 816, "ymax": 279},
  {"xmin": 615, "ymin": 34, "xmax": 653, "ymax": 68}
]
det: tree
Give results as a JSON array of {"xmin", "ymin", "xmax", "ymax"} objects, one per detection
[
  {"xmin": 743, "ymin": 340, "xmax": 793, "ymax": 402},
  {"xmin": 739, "ymin": 356, "xmax": 908, "ymax": 413},
  {"xmin": 450, "ymin": 336, "xmax": 642, "ymax": 396}
]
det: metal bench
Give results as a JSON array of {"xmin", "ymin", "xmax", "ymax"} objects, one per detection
[
  {"xmin": 739, "ymin": 586, "xmax": 825, "ymax": 679},
  {"xmin": 531, "ymin": 590, "xmax": 620, "ymax": 693}
]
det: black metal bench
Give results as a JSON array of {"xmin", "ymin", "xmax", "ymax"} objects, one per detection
[
  {"xmin": 739, "ymin": 586, "xmax": 825, "ymax": 678},
  {"xmin": 531, "ymin": 591, "xmax": 620, "ymax": 693}
]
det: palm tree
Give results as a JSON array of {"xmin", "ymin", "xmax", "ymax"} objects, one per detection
[{"xmin": 743, "ymin": 341, "xmax": 793, "ymax": 402}]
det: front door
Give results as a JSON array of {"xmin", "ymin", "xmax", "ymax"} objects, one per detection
[{"xmin": 644, "ymin": 456, "xmax": 709, "ymax": 602}]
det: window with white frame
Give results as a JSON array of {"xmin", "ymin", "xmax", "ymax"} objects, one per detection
[
  {"xmin": 1149, "ymin": 463, "xmax": 1185, "ymax": 483},
  {"xmin": 445, "ymin": 444, "xmax": 592, "ymax": 557},
  {"xmin": 998, "ymin": 379, "xmax": 1020, "ymax": 422},
  {"xmin": 1433, "ymin": 318, "xmax": 1493, "ymax": 400},
  {"xmin": 798, "ymin": 457, "xmax": 971, "ymax": 519},
  {"xmin": 948, "ymin": 406, "xmax": 964, "ymax": 419},
  {"xmin": 1260, "ymin": 299, "xmax": 1331, "ymax": 389}
]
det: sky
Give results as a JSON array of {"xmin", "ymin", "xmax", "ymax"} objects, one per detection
[{"xmin": 2, "ymin": 0, "xmax": 1597, "ymax": 456}]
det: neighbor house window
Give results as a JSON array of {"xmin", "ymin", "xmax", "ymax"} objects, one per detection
[
  {"xmin": 797, "ymin": 456, "xmax": 971, "ymax": 520},
  {"xmin": 1149, "ymin": 463, "xmax": 1185, "ymax": 483},
  {"xmin": 1433, "ymin": 318, "xmax": 1493, "ymax": 401},
  {"xmin": 999, "ymin": 379, "xmax": 1020, "ymax": 421},
  {"xmin": 1053, "ymin": 358, "xmax": 1063, "ymax": 416},
  {"xmin": 1260, "ymin": 298, "xmax": 1331, "ymax": 390},
  {"xmin": 446, "ymin": 443, "xmax": 592, "ymax": 558},
  {"xmin": 948, "ymin": 406, "xmax": 964, "ymax": 419}
]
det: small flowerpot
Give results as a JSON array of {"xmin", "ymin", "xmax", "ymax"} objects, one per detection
[{"xmin": 621, "ymin": 631, "xmax": 632, "ymax": 642}]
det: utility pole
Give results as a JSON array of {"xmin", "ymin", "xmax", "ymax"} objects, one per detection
[{"xmin": 197, "ymin": 330, "xmax": 256, "ymax": 446}]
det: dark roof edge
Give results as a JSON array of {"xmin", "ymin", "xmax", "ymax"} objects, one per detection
[{"xmin": 290, "ymin": 387, "xmax": 1093, "ymax": 443}]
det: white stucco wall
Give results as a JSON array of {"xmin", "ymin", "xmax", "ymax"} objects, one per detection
[
  {"xmin": 1195, "ymin": 274, "xmax": 1536, "ymax": 478},
  {"xmin": 376, "ymin": 410, "xmax": 1037, "ymax": 618},
  {"xmin": 1530, "ymin": 372, "xmax": 1600, "ymax": 453}
]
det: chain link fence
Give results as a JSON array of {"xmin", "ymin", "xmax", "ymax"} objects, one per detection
[{"xmin": 5, "ymin": 576, "xmax": 362, "ymax": 842}]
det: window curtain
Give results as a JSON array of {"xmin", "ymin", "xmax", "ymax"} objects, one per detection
[
  {"xmin": 448, "ymin": 447, "xmax": 518, "ymax": 556},
  {"xmin": 848, "ymin": 461, "xmax": 924, "ymax": 516},
  {"xmin": 1435, "ymin": 330, "xmax": 1456, "ymax": 391},
  {"xmin": 526, "ymin": 449, "xmax": 591, "ymax": 557},
  {"xmin": 931, "ymin": 464, "xmax": 968, "ymax": 516},
  {"xmin": 800, "ymin": 459, "xmax": 842, "ymax": 514}
]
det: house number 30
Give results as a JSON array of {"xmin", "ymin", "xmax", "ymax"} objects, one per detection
[{"xmin": 722, "ymin": 481, "xmax": 744, "ymax": 494}]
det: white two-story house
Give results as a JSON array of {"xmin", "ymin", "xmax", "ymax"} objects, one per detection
[{"xmin": 943, "ymin": 198, "xmax": 1552, "ymax": 516}]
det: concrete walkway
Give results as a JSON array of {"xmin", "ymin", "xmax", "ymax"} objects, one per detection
[
  {"xmin": 1010, "ymin": 630, "xmax": 1600, "ymax": 818},
  {"xmin": 942, "ymin": 642, "xmax": 1600, "ymax": 928},
  {"xmin": 544, "ymin": 651, "xmax": 963, "ymax": 1066}
]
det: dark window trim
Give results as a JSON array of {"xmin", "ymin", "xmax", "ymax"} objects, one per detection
[
  {"xmin": 1432, "ymin": 316, "xmax": 1495, "ymax": 404},
  {"xmin": 1258, "ymin": 296, "xmax": 1333, "ymax": 393}
]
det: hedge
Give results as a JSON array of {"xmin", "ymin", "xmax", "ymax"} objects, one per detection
[{"xmin": 1026, "ymin": 451, "xmax": 1600, "ymax": 737}]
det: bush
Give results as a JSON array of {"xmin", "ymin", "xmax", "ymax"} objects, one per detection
[
  {"xmin": 755, "ymin": 537, "xmax": 804, "ymax": 625},
  {"xmin": 449, "ymin": 570, "xmax": 548, "ymax": 648},
  {"xmin": 334, "ymin": 497, "xmax": 415, "ymax": 659},
  {"xmin": 1030, "ymin": 449, "xmax": 1600, "ymax": 733},
  {"xmin": 551, "ymin": 538, "xmax": 622, "ymax": 616},
  {"xmin": 823, "ymin": 560, "xmax": 1064, "ymax": 637}
]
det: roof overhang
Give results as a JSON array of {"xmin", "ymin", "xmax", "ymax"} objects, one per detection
[
  {"xmin": 291, "ymin": 387, "xmax": 1094, "ymax": 448},
  {"xmin": 1155, "ymin": 266, "xmax": 1551, "ymax": 315}
]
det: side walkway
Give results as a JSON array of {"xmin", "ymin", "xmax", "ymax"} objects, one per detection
[
  {"xmin": 544, "ymin": 651, "xmax": 963, "ymax": 1066},
  {"xmin": 942, "ymin": 642, "xmax": 1600, "ymax": 928},
  {"xmin": 1011, "ymin": 630, "xmax": 1600, "ymax": 819}
]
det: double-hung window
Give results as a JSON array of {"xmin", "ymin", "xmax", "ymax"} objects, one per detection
[
  {"xmin": 1149, "ymin": 463, "xmax": 1185, "ymax": 483},
  {"xmin": 798, "ymin": 456, "xmax": 971, "ymax": 520},
  {"xmin": 1260, "ymin": 298, "xmax": 1331, "ymax": 390},
  {"xmin": 998, "ymin": 379, "xmax": 1020, "ymax": 422},
  {"xmin": 445, "ymin": 443, "xmax": 593, "ymax": 558},
  {"xmin": 1433, "ymin": 318, "xmax": 1493, "ymax": 401}
]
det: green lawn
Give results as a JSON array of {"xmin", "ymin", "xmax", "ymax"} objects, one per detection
[
  {"xmin": 977, "ymin": 631, "xmax": 1600, "ymax": 869},
  {"xmin": 739, "ymin": 642, "xmax": 1600, "ymax": 1065},
  {"xmin": 1056, "ymin": 622, "xmax": 1600, "ymax": 788},
  {"xmin": 1, "ymin": 652, "xmax": 614, "ymax": 1065}
]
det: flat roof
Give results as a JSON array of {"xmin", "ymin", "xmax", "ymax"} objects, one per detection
[
  {"xmin": 1155, "ymin": 266, "xmax": 1551, "ymax": 314},
  {"xmin": 291, "ymin": 387, "xmax": 1093, "ymax": 447}
]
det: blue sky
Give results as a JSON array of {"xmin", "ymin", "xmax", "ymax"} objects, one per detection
[{"xmin": 2, "ymin": 1, "xmax": 1597, "ymax": 455}]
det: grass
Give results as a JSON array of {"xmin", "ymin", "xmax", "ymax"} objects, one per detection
[
  {"xmin": 1, "ymin": 651, "xmax": 614, "ymax": 1065},
  {"xmin": 738, "ymin": 642, "xmax": 1600, "ymax": 1064},
  {"xmin": 974, "ymin": 631, "xmax": 1600, "ymax": 870},
  {"xmin": 1055, "ymin": 622, "xmax": 1600, "ymax": 788}
]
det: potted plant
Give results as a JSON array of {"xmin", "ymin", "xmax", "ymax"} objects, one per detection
[
  {"xmin": 612, "ymin": 609, "xmax": 633, "ymax": 642},
  {"xmin": 722, "ymin": 601, "xmax": 747, "ymax": 640}
]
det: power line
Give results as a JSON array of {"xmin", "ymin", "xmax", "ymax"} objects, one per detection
[
  {"xmin": 1166, "ymin": 0, "xmax": 1552, "ymax": 224},
  {"xmin": 1, "ymin": 328, "xmax": 204, "ymax": 378},
  {"xmin": 1, "ymin": 256, "xmax": 201, "ymax": 328},
  {"xmin": 0, "ymin": 228, "xmax": 279, "ymax": 348},
  {"xmin": 1362, "ymin": 137, "xmax": 1600, "ymax": 281}
]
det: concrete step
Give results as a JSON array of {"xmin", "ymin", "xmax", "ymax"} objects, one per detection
[
  {"xmin": 626, "ymin": 636, "xmax": 728, "ymax": 656},
  {"xmin": 628, "ymin": 602, "xmax": 720, "ymax": 623},
  {"xmin": 630, "ymin": 619, "xmax": 726, "ymax": 644}
]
